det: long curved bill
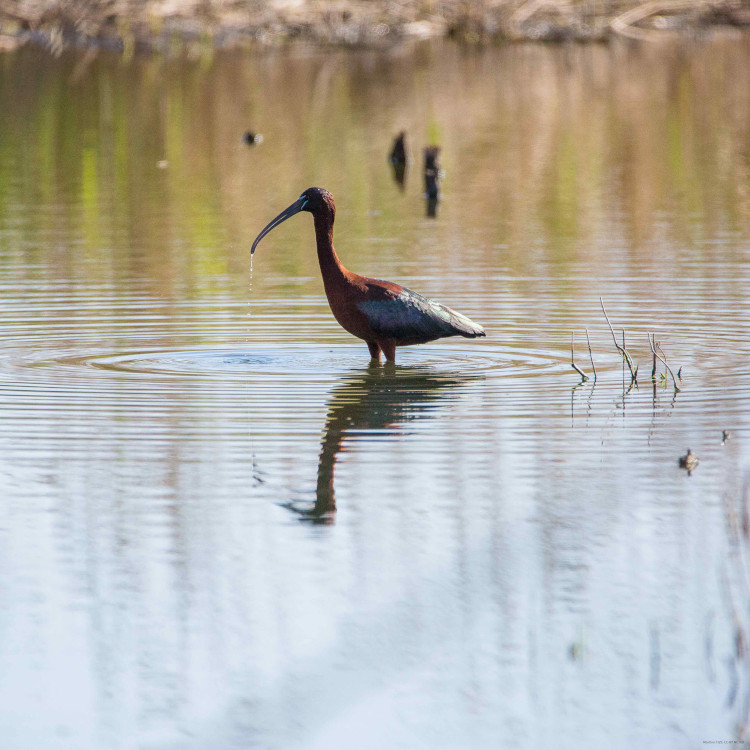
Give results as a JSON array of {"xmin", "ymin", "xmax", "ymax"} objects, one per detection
[{"xmin": 251, "ymin": 197, "xmax": 306, "ymax": 255}]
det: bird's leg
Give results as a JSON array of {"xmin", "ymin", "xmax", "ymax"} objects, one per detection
[
  {"xmin": 379, "ymin": 340, "xmax": 396, "ymax": 363},
  {"xmin": 367, "ymin": 341, "xmax": 381, "ymax": 362}
]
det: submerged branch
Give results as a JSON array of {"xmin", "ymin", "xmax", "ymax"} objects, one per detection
[{"xmin": 610, "ymin": 0, "xmax": 715, "ymax": 41}]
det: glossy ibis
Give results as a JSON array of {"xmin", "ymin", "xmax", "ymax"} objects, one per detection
[{"xmin": 251, "ymin": 187, "xmax": 485, "ymax": 363}]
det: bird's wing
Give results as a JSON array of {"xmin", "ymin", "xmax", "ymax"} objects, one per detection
[{"xmin": 357, "ymin": 285, "xmax": 485, "ymax": 342}]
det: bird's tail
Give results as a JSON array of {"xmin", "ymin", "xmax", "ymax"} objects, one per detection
[{"xmin": 447, "ymin": 308, "xmax": 486, "ymax": 338}]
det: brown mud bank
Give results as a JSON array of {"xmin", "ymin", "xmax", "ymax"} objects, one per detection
[{"xmin": 0, "ymin": 0, "xmax": 749, "ymax": 55}]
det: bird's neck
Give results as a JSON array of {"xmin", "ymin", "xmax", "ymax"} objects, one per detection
[{"xmin": 313, "ymin": 213, "xmax": 347, "ymax": 285}]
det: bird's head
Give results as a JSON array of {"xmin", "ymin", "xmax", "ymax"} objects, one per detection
[{"xmin": 251, "ymin": 187, "xmax": 335, "ymax": 255}]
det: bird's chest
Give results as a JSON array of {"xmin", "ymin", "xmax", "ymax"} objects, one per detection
[{"xmin": 322, "ymin": 282, "xmax": 373, "ymax": 340}]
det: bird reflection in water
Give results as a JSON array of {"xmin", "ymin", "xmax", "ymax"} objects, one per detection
[{"xmin": 282, "ymin": 364, "xmax": 470, "ymax": 524}]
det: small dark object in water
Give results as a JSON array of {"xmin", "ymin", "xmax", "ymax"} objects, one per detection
[
  {"xmin": 391, "ymin": 160, "xmax": 407, "ymax": 189},
  {"xmin": 424, "ymin": 146, "xmax": 441, "ymax": 200},
  {"xmin": 390, "ymin": 131, "xmax": 407, "ymax": 165},
  {"xmin": 722, "ymin": 430, "xmax": 731, "ymax": 445},
  {"xmin": 678, "ymin": 448, "xmax": 699, "ymax": 474},
  {"xmin": 426, "ymin": 195, "xmax": 438, "ymax": 218},
  {"xmin": 389, "ymin": 132, "xmax": 408, "ymax": 189},
  {"xmin": 424, "ymin": 146, "xmax": 441, "ymax": 217},
  {"xmin": 243, "ymin": 131, "xmax": 263, "ymax": 146}
]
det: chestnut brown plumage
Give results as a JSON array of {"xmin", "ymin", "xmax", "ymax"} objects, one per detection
[{"xmin": 251, "ymin": 187, "xmax": 485, "ymax": 363}]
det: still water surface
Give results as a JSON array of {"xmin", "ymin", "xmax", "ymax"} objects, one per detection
[{"xmin": 1, "ymin": 37, "xmax": 750, "ymax": 749}]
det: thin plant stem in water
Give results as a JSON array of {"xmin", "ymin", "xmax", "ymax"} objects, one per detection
[
  {"xmin": 600, "ymin": 297, "xmax": 638, "ymax": 384},
  {"xmin": 570, "ymin": 332, "xmax": 589, "ymax": 382},
  {"xmin": 585, "ymin": 328, "xmax": 597, "ymax": 383},
  {"xmin": 648, "ymin": 333, "xmax": 680, "ymax": 392}
]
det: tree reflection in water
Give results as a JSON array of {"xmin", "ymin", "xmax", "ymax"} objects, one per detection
[{"xmin": 283, "ymin": 364, "xmax": 472, "ymax": 524}]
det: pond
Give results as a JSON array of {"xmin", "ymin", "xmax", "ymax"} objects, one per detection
[{"xmin": 1, "ymin": 35, "xmax": 750, "ymax": 749}]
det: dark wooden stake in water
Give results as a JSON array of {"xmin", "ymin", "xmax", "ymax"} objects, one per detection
[
  {"xmin": 251, "ymin": 187, "xmax": 485, "ymax": 363},
  {"xmin": 389, "ymin": 131, "xmax": 407, "ymax": 189},
  {"xmin": 390, "ymin": 131, "xmax": 407, "ymax": 164},
  {"xmin": 424, "ymin": 145, "xmax": 441, "ymax": 217}
]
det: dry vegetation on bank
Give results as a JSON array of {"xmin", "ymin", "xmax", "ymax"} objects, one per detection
[{"xmin": 0, "ymin": 0, "xmax": 748, "ymax": 53}]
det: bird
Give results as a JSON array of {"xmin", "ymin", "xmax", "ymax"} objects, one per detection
[{"xmin": 251, "ymin": 187, "xmax": 485, "ymax": 363}]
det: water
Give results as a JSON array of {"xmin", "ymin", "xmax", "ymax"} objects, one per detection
[{"xmin": 1, "ymin": 36, "xmax": 750, "ymax": 749}]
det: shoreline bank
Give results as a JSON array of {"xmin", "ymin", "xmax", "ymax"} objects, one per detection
[{"xmin": 0, "ymin": 0, "xmax": 749, "ymax": 55}]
